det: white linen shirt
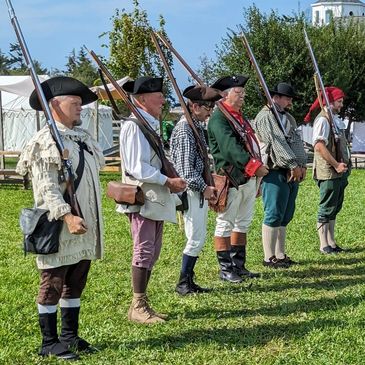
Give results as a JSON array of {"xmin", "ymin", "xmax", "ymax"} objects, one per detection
[
  {"xmin": 312, "ymin": 111, "xmax": 346, "ymax": 146},
  {"xmin": 119, "ymin": 109, "xmax": 167, "ymax": 185}
]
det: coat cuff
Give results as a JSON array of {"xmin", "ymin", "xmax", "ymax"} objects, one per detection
[{"xmin": 244, "ymin": 158, "xmax": 262, "ymax": 177}]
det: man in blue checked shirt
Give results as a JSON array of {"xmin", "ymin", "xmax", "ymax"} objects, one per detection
[{"xmin": 170, "ymin": 85, "xmax": 222, "ymax": 295}]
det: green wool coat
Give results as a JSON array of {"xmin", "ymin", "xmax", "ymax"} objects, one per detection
[{"xmin": 207, "ymin": 107, "xmax": 250, "ymax": 186}]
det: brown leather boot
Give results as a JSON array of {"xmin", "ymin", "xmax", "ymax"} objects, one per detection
[{"xmin": 128, "ymin": 294, "xmax": 165, "ymax": 324}]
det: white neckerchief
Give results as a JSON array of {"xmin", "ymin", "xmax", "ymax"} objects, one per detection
[{"xmin": 134, "ymin": 108, "xmax": 160, "ymax": 134}]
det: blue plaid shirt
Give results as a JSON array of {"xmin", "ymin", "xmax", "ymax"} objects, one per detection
[{"xmin": 170, "ymin": 116, "xmax": 207, "ymax": 193}]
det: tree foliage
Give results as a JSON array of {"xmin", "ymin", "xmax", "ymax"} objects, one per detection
[
  {"xmin": 199, "ymin": 6, "xmax": 365, "ymax": 123},
  {"xmin": 65, "ymin": 48, "xmax": 99, "ymax": 87},
  {"xmin": 106, "ymin": 0, "xmax": 174, "ymax": 104},
  {"xmin": 7, "ymin": 42, "xmax": 47, "ymax": 75}
]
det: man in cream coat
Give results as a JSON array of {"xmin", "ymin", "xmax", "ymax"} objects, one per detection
[
  {"xmin": 16, "ymin": 76, "xmax": 104, "ymax": 360},
  {"xmin": 118, "ymin": 76, "xmax": 186, "ymax": 324}
]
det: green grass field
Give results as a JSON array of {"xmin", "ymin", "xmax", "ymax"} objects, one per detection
[{"xmin": 0, "ymin": 170, "xmax": 365, "ymax": 365}]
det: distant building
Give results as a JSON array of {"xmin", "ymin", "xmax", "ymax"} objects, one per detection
[{"xmin": 311, "ymin": 0, "xmax": 365, "ymax": 25}]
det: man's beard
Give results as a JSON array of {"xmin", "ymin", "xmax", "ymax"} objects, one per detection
[{"xmin": 73, "ymin": 119, "xmax": 82, "ymax": 126}]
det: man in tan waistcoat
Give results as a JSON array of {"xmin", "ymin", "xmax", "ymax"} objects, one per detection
[
  {"xmin": 117, "ymin": 76, "xmax": 186, "ymax": 324},
  {"xmin": 16, "ymin": 76, "xmax": 104, "ymax": 360},
  {"xmin": 304, "ymin": 86, "xmax": 350, "ymax": 254}
]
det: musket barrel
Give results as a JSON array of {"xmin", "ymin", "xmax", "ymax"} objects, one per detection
[
  {"xmin": 239, "ymin": 29, "xmax": 288, "ymax": 137},
  {"xmin": 303, "ymin": 27, "xmax": 340, "ymax": 137},
  {"xmin": 4, "ymin": 0, "xmax": 66, "ymax": 153}
]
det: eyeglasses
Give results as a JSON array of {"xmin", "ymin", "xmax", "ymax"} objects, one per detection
[{"xmin": 201, "ymin": 104, "xmax": 214, "ymax": 111}]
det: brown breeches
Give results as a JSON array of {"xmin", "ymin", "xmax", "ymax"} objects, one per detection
[{"xmin": 37, "ymin": 260, "xmax": 91, "ymax": 305}]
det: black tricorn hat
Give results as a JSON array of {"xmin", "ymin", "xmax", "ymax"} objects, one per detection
[
  {"xmin": 210, "ymin": 75, "xmax": 249, "ymax": 91},
  {"xmin": 183, "ymin": 85, "xmax": 222, "ymax": 102},
  {"xmin": 29, "ymin": 76, "xmax": 98, "ymax": 111},
  {"xmin": 270, "ymin": 82, "xmax": 298, "ymax": 98},
  {"xmin": 122, "ymin": 76, "xmax": 163, "ymax": 95}
]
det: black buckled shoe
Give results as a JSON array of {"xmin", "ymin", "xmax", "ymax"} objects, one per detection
[
  {"xmin": 332, "ymin": 245, "xmax": 345, "ymax": 253},
  {"xmin": 276, "ymin": 254, "xmax": 298, "ymax": 266},
  {"xmin": 263, "ymin": 256, "xmax": 290, "ymax": 269},
  {"xmin": 320, "ymin": 246, "xmax": 337, "ymax": 255}
]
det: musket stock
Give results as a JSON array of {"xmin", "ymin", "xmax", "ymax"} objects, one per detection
[
  {"xmin": 84, "ymin": 46, "xmax": 179, "ymax": 178},
  {"xmin": 5, "ymin": 0, "xmax": 83, "ymax": 218}
]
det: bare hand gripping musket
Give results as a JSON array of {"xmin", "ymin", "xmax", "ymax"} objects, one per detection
[
  {"xmin": 150, "ymin": 31, "xmax": 215, "ymax": 192},
  {"xmin": 303, "ymin": 28, "xmax": 343, "ymax": 162},
  {"xmin": 5, "ymin": 0, "xmax": 83, "ymax": 217},
  {"xmin": 84, "ymin": 46, "xmax": 179, "ymax": 178},
  {"xmin": 154, "ymin": 31, "xmax": 259, "ymax": 162},
  {"xmin": 238, "ymin": 28, "xmax": 289, "ymax": 139}
]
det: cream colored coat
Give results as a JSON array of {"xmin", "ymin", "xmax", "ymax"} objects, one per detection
[{"xmin": 16, "ymin": 122, "xmax": 105, "ymax": 269}]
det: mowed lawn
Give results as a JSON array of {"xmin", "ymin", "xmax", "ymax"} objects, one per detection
[{"xmin": 0, "ymin": 170, "xmax": 365, "ymax": 365}]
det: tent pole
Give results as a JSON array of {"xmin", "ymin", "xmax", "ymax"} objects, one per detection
[
  {"xmin": 0, "ymin": 91, "xmax": 5, "ymax": 172},
  {"xmin": 95, "ymin": 100, "xmax": 99, "ymax": 142}
]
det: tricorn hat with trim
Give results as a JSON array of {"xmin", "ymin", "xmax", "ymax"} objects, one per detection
[
  {"xmin": 122, "ymin": 76, "xmax": 163, "ymax": 95},
  {"xmin": 269, "ymin": 82, "xmax": 298, "ymax": 99},
  {"xmin": 29, "ymin": 76, "xmax": 98, "ymax": 111},
  {"xmin": 210, "ymin": 75, "xmax": 249, "ymax": 91},
  {"xmin": 183, "ymin": 85, "xmax": 222, "ymax": 103}
]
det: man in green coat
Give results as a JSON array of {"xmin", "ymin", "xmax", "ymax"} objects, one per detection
[{"xmin": 208, "ymin": 75, "xmax": 268, "ymax": 283}]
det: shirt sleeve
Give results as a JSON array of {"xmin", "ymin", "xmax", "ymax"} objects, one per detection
[
  {"xmin": 35, "ymin": 164, "xmax": 71, "ymax": 221},
  {"xmin": 170, "ymin": 125, "xmax": 207, "ymax": 193},
  {"xmin": 254, "ymin": 112, "xmax": 298, "ymax": 169},
  {"xmin": 312, "ymin": 117, "xmax": 330, "ymax": 146},
  {"xmin": 120, "ymin": 122, "xmax": 167, "ymax": 186}
]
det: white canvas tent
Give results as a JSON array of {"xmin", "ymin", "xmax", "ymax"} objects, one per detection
[
  {"xmin": 352, "ymin": 122, "xmax": 365, "ymax": 153},
  {"xmin": 0, "ymin": 75, "xmax": 114, "ymax": 152}
]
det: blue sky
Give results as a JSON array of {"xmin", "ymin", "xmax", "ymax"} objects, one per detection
[{"xmin": 0, "ymin": 0, "xmax": 313, "ymax": 87}]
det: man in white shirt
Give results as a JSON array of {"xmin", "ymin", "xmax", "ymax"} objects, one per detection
[
  {"xmin": 305, "ymin": 86, "xmax": 350, "ymax": 254},
  {"xmin": 118, "ymin": 76, "xmax": 186, "ymax": 324}
]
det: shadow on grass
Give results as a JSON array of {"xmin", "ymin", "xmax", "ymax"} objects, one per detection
[
  {"xmin": 101, "ymin": 318, "xmax": 345, "ymax": 350},
  {"xmin": 277, "ymin": 264, "xmax": 365, "ymax": 279},
  {"xmin": 248, "ymin": 274, "xmax": 365, "ymax": 293},
  {"xmin": 298, "ymin": 250, "xmax": 365, "ymax": 265},
  {"xmin": 181, "ymin": 292, "xmax": 364, "ymax": 320}
]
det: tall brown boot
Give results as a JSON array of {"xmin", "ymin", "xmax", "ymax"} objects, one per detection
[{"xmin": 231, "ymin": 232, "xmax": 260, "ymax": 278}]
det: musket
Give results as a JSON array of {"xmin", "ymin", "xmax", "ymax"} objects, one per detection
[
  {"xmin": 303, "ymin": 27, "xmax": 343, "ymax": 162},
  {"xmin": 84, "ymin": 46, "xmax": 179, "ymax": 178},
  {"xmin": 154, "ymin": 31, "xmax": 259, "ymax": 161},
  {"xmin": 237, "ymin": 27, "xmax": 289, "ymax": 138},
  {"xmin": 151, "ymin": 31, "xmax": 215, "ymax": 193},
  {"xmin": 5, "ymin": 0, "xmax": 82, "ymax": 217},
  {"xmin": 154, "ymin": 32, "xmax": 205, "ymax": 86}
]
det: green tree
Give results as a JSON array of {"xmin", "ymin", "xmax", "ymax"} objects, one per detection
[
  {"xmin": 0, "ymin": 49, "xmax": 11, "ymax": 75},
  {"xmin": 199, "ymin": 6, "xmax": 365, "ymax": 125},
  {"xmin": 66, "ymin": 47, "xmax": 98, "ymax": 87},
  {"xmin": 106, "ymin": 0, "xmax": 173, "ymax": 105},
  {"xmin": 8, "ymin": 42, "xmax": 47, "ymax": 75}
]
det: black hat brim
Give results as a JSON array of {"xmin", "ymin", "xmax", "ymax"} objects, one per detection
[{"xmin": 29, "ymin": 76, "xmax": 98, "ymax": 111}]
